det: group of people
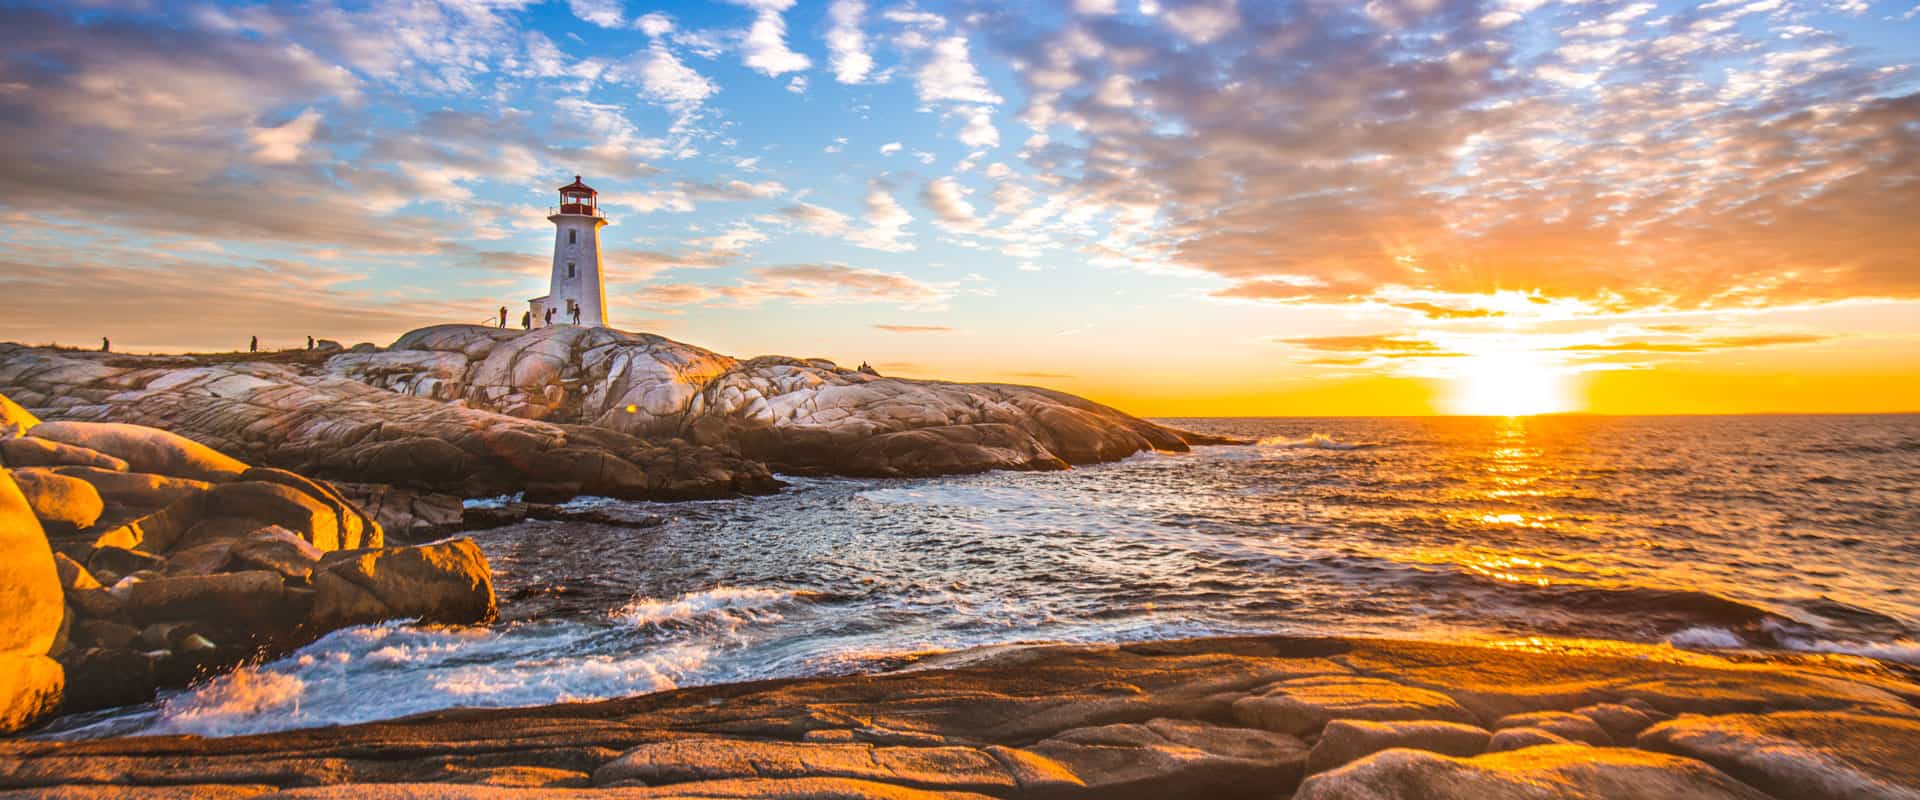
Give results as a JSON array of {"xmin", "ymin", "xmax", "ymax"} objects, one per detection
[{"xmin": 498, "ymin": 305, "xmax": 582, "ymax": 329}]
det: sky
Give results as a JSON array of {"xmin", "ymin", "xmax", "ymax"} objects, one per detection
[{"xmin": 0, "ymin": 0, "xmax": 1916, "ymax": 416}]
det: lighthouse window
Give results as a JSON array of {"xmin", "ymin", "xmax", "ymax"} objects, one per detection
[
  {"xmin": 568, "ymin": 230, "xmax": 576, "ymax": 244},
  {"xmin": 567, "ymin": 263, "xmax": 576, "ymax": 278}
]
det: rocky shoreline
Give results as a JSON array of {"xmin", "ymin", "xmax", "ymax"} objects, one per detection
[
  {"xmin": 0, "ymin": 395, "xmax": 496, "ymax": 732},
  {"xmin": 2, "ymin": 635, "xmax": 1916, "ymax": 798}
]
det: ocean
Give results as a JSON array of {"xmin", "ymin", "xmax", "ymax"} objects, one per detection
[{"xmin": 41, "ymin": 414, "xmax": 1920, "ymax": 739}]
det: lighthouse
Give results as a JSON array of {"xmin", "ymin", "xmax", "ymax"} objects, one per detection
[{"xmin": 529, "ymin": 176, "xmax": 609, "ymax": 328}]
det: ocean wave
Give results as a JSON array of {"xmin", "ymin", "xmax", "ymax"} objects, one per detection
[
  {"xmin": 1256, "ymin": 433, "xmax": 1373, "ymax": 450},
  {"xmin": 1665, "ymin": 626, "xmax": 1748, "ymax": 650},
  {"xmin": 45, "ymin": 621, "xmax": 715, "ymax": 740},
  {"xmin": 615, "ymin": 586, "xmax": 809, "ymax": 632},
  {"xmin": 1776, "ymin": 637, "xmax": 1920, "ymax": 666}
]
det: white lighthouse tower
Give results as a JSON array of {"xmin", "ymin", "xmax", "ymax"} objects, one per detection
[{"xmin": 529, "ymin": 176, "xmax": 609, "ymax": 328}]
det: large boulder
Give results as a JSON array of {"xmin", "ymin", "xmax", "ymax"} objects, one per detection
[
  {"xmin": 310, "ymin": 538, "xmax": 495, "ymax": 630},
  {"xmin": 28, "ymin": 421, "xmax": 247, "ymax": 482},
  {"xmin": 0, "ymin": 392, "xmax": 38, "ymax": 437},
  {"xmin": 1294, "ymin": 744, "xmax": 1772, "ymax": 800},
  {"xmin": 0, "ymin": 470, "xmax": 65, "ymax": 733},
  {"xmin": 6, "ymin": 467, "xmax": 105, "ymax": 531},
  {"xmin": 0, "ymin": 436, "xmax": 128, "ymax": 472}
]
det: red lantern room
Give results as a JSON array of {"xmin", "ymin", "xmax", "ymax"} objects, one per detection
[{"xmin": 558, "ymin": 175, "xmax": 598, "ymax": 216}]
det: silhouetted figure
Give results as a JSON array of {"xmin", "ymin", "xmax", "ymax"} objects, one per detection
[
  {"xmin": 101, "ymin": 337, "xmax": 110, "ymax": 353},
  {"xmin": 858, "ymin": 361, "xmax": 880, "ymax": 376},
  {"xmin": 249, "ymin": 336, "xmax": 258, "ymax": 353},
  {"xmin": 571, "ymin": 305, "xmax": 581, "ymax": 325},
  {"xmin": 521, "ymin": 311, "xmax": 531, "ymax": 330},
  {"xmin": 499, "ymin": 306, "xmax": 508, "ymax": 328},
  {"xmin": 307, "ymin": 335, "xmax": 315, "ymax": 350},
  {"xmin": 544, "ymin": 308, "xmax": 555, "ymax": 326}
]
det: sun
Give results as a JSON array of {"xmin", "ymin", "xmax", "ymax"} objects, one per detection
[{"xmin": 1446, "ymin": 350, "xmax": 1575, "ymax": 416}]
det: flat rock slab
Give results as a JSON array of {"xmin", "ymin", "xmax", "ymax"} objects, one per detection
[
  {"xmin": 2, "ymin": 636, "xmax": 1917, "ymax": 799},
  {"xmin": 1294, "ymin": 743, "xmax": 1774, "ymax": 800},
  {"xmin": 1638, "ymin": 710, "xmax": 1920, "ymax": 800}
]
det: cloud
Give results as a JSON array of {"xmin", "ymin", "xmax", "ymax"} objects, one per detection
[
  {"xmin": 975, "ymin": 0, "xmax": 1920, "ymax": 316},
  {"xmin": 638, "ymin": 264, "xmax": 951, "ymax": 309},
  {"xmin": 775, "ymin": 181, "xmax": 916, "ymax": 252},
  {"xmin": 626, "ymin": 43, "xmax": 718, "ymax": 113},
  {"xmin": 567, "ymin": 0, "xmax": 625, "ymax": 28},
  {"xmin": 248, "ymin": 108, "xmax": 324, "ymax": 164},
  {"xmin": 1560, "ymin": 333, "xmax": 1830, "ymax": 353},
  {"xmin": 826, "ymin": 0, "xmax": 876, "ymax": 83},
  {"xmin": 921, "ymin": 177, "xmax": 983, "ymax": 233},
  {"xmin": 1272, "ymin": 334, "xmax": 1458, "ymax": 357},
  {"xmin": 916, "ymin": 35, "xmax": 1002, "ymax": 105},
  {"xmin": 873, "ymin": 324, "xmax": 956, "ymax": 333},
  {"xmin": 726, "ymin": 0, "xmax": 812, "ymax": 77},
  {"xmin": 1393, "ymin": 302, "xmax": 1503, "ymax": 320}
]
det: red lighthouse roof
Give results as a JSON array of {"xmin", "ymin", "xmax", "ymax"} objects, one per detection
[{"xmin": 559, "ymin": 175, "xmax": 596, "ymax": 195}]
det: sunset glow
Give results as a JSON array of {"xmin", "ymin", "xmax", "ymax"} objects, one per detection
[
  {"xmin": 0, "ymin": 0, "xmax": 1915, "ymax": 415},
  {"xmin": 1447, "ymin": 351, "xmax": 1575, "ymax": 417}
]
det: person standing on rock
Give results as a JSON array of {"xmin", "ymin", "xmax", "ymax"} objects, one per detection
[
  {"xmin": 498, "ymin": 306, "xmax": 508, "ymax": 328},
  {"xmin": 100, "ymin": 337, "xmax": 110, "ymax": 353},
  {"xmin": 571, "ymin": 305, "xmax": 581, "ymax": 326},
  {"xmin": 520, "ymin": 311, "xmax": 531, "ymax": 330},
  {"xmin": 249, "ymin": 336, "xmax": 258, "ymax": 353},
  {"xmin": 545, "ymin": 308, "xmax": 555, "ymax": 326},
  {"xmin": 306, "ymin": 336, "xmax": 315, "ymax": 351}
]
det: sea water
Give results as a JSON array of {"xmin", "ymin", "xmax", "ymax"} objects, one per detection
[{"xmin": 41, "ymin": 415, "xmax": 1920, "ymax": 738}]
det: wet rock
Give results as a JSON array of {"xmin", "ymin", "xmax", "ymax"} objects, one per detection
[
  {"xmin": 29, "ymin": 420, "xmax": 247, "ymax": 482},
  {"xmin": 0, "ymin": 469, "xmax": 66, "ymax": 733},
  {"xmin": 55, "ymin": 647, "xmax": 160, "ymax": 712},
  {"xmin": 1638, "ymin": 711, "xmax": 1920, "ymax": 800},
  {"xmin": 1305, "ymin": 719, "xmax": 1491, "ymax": 775},
  {"xmin": 0, "ymin": 436, "xmax": 129, "ymax": 472},
  {"xmin": 1029, "ymin": 717, "xmax": 1310, "ymax": 795},
  {"xmin": 1231, "ymin": 675, "xmax": 1477, "ymax": 736},
  {"xmin": 1294, "ymin": 743, "xmax": 1772, "ymax": 800},
  {"xmin": 1494, "ymin": 710, "xmax": 1613, "ymax": 745},
  {"xmin": 72, "ymin": 620, "xmax": 138, "ymax": 650},
  {"xmin": 7, "ymin": 467, "xmax": 105, "ymax": 531},
  {"xmin": 310, "ymin": 539, "xmax": 495, "ymax": 630}
]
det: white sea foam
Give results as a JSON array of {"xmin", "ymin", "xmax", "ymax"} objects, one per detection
[
  {"xmin": 1257, "ymin": 433, "xmax": 1368, "ymax": 450},
  {"xmin": 616, "ymin": 586, "xmax": 804, "ymax": 630},
  {"xmin": 1777, "ymin": 637, "xmax": 1920, "ymax": 666},
  {"xmin": 50, "ymin": 620, "xmax": 724, "ymax": 739},
  {"xmin": 1665, "ymin": 626, "xmax": 1747, "ymax": 649}
]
